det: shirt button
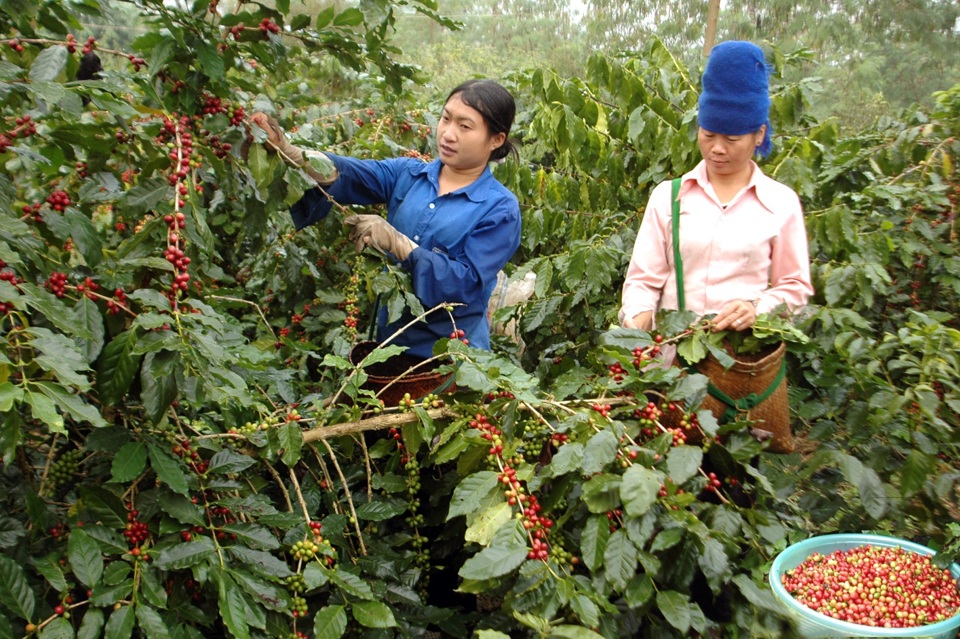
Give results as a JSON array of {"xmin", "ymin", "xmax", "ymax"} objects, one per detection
[
  {"xmin": 429, "ymin": 203, "xmax": 435, "ymax": 209},
  {"xmin": 414, "ymin": 235, "xmax": 420, "ymax": 241}
]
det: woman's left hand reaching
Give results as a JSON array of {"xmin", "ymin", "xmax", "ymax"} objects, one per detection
[{"xmin": 712, "ymin": 299, "xmax": 757, "ymax": 332}]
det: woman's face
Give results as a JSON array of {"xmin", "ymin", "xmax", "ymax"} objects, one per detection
[
  {"xmin": 436, "ymin": 94, "xmax": 505, "ymax": 172},
  {"xmin": 697, "ymin": 126, "xmax": 766, "ymax": 179}
]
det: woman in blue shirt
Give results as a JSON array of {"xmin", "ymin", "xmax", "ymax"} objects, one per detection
[{"xmin": 250, "ymin": 80, "xmax": 522, "ymax": 360}]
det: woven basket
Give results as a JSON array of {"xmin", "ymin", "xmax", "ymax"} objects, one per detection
[
  {"xmin": 349, "ymin": 341, "xmax": 456, "ymax": 408},
  {"xmin": 669, "ymin": 341, "xmax": 793, "ymax": 454}
]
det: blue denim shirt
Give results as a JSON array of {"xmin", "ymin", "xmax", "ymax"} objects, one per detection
[{"xmin": 291, "ymin": 156, "xmax": 521, "ymax": 359}]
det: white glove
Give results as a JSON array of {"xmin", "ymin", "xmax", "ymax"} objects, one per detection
[
  {"xmin": 248, "ymin": 112, "xmax": 337, "ymax": 184},
  {"xmin": 343, "ymin": 215, "xmax": 418, "ymax": 260}
]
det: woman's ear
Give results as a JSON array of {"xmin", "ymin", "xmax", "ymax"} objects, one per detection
[
  {"xmin": 488, "ymin": 131, "xmax": 506, "ymax": 153},
  {"xmin": 754, "ymin": 124, "xmax": 767, "ymax": 148}
]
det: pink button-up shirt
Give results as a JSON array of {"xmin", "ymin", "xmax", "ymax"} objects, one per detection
[{"xmin": 620, "ymin": 160, "xmax": 813, "ymax": 323}]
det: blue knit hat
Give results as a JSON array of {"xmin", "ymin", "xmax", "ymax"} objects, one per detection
[{"xmin": 698, "ymin": 41, "xmax": 773, "ymax": 157}]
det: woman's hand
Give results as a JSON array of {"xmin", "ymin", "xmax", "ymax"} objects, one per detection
[
  {"xmin": 344, "ymin": 215, "xmax": 418, "ymax": 260},
  {"xmin": 623, "ymin": 311, "xmax": 654, "ymax": 331},
  {"xmin": 712, "ymin": 299, "xmax": 757, "ymax": 332},
  {"xmin": 249, "ymin": 112, "xmax": 291, "ymax": 155}
]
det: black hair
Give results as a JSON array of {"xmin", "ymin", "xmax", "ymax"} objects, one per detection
[{"xmin": 445, "ymin": 79, "xmax": 518, "ymax": 162}]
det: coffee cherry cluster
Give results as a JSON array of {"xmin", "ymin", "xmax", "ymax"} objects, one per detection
[
  {"xmin": 123, "ymin": 509, "xmax": 150, "ymax": 547},
  {"xmin": 127, "ymin": 54, "xmax": 147, "ymax": 71},
  {"xmin": 285, "ymin": 574, "xmax": 306, "ymax": 593},
  {"xmin": 782, "ymin": 545, "xmax": 960, "ymax": 628},
  {"xmin": 631, "ymin": 336, "xmax": 663, "ymax": 367},
  {"xmin": 449, "ymin": 328, "xmax": 469, "ymax": 345},
  {"xmin": 635, "ymin": 401, "xmax": 663, "ymax": 433},
  {"xmin": 46, "ymin": 190, "xmax": 72, "ymax": 212},
  {"xmin": 0, "ymin": 263, "xmax": 22, "ymax": 315},
  {"xmin": 47, "ymin": 449, "xmax": 83, "ymax": 489},
  {"xmin": 7, "ymin": 39, "xmax": 24, "ymax": 53},
  {"xmin": 75, "ymin": 276, "xmax": 100, "ymax": 301},
  {"xmin": 290, "ymin": 595, "xmax": 308, "ymax": 618},
  {"xmin": 469, "ymin": 413, "xmax": 504, "ymax": 458},
  {"xmin": 290, "ymin": 539, "xmax": 321, "ymax": 560},
  {"xmin": 591, "ymin": 403, "xmax": 611, "ymax": 419},
  {"xmin": 81, "ymin": 36, "xmax": 96, "ymax": 55},
  {"xmin": 106, "ymin": 288, "xmax": 127, "ymax": 315},
  {"xmin": 341, "ymin": 266, "xmax": 361, "ymax": 338},
  {"xmin": 258, "ymin": 18, "xmax": 281, "ymax": 37},
  {"xmin": 228, "ymin": 23, "xmax": 245, "ymax": 40},
  {"xmin": 608, "ymin": 361, "xmax": 626, "ymax": 382},
  {"xmin": 0, "ymin": 115, "xmax": 37, "ymax": 153},
  {"xmin": 45, "ymin": 272, "xmax": 68, "ymax": 298}
]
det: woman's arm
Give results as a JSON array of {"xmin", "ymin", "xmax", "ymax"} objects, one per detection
[{"xmin": 405, "ymin": 199, "xmax": 521, "ymax": 309}]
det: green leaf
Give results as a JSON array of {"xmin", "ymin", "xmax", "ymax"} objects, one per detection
[
  {"xmin": 582, "ymin": 429, "xmax": 618, "ymax": 474},
  {"xmin": 656, "ymin": 590, "xmax": 692, "ymax": 633},
  {"xmin": 91, "ymin": 581, "xmax": 133, "ymax": 607},
  {"xmin": 333, "ymin": 7, "xmax": 364, "ymax": 26},
  {"xmin": 602, "ymin": 529, "xmax": 637, "ymax": 591},
  {"xmin": 351, "ymin": 601, "xmax": 396, "ymax": 628},
  {"xmin": 476, "ymin": 632, "xmax": 511, "ymax": 639},
  {"xmin": 0, "ymin": 554, "xmax": 35, "ymax": 620},
  {"xmin": 139, "ymin": 567, "xmax": 168, "ymax": 610},
  {"xmin": 25, "ymin": 389, "xmax": 65, "ymax": 434},
  {"xmin": 226, "ymin": 547, "xmax": 293, "ymax": 579},
  {"xmin": 580, "ymin": 473, "xmax": 621, "ymax": 514},
  {"xmin": 278, "ymin": 421, "xmax": 303, "ymax": 466},
  {"xmin": 32, "ymin": 555, "xmax": 68, "ymax": 592},
  {"xmin": 158, "ymin": 492, "xmax": 203, "ymax": 526},
  {"xmin": 68, "ymin": 529, "xmax": 104, "ymax": 588},
  {"xmin": 354, "ymin": 498, "xmax": 407, "ymax": 522},
  {"xmin": 448, "ymin": 471, "xmax": 499, "ymax": 520},
  {"xmin": 207, "ymin": 449, "xmax": 257, "ymax": 474},
  {"xmin": 899, "ymin": 450, "xmax": 935, "ymax": 496},
  {"xmin": 315, "ymin": 6, "xmax": 335, "ymax": 28},
  {"xmin": 621, "ymin": 465, "xmax": 662, "ymax": 517},
  {"xmin": 541, "ymin": 442, "xmax": 583, "ymax": 478},
  {"xmin": 313, "ymin": 605, "xmax": 347, "ymax": 639},
  {"xmin": 77, "ymin": 608, "xmax": 105, "ymax": 639},
  {"xmin": 35, "ymin": 382, "xmax": 106, "ymax": 428},
  {"xmin": 110, "ymin": 442, "xmax": 147, "ymax": 483},
  {"xmin": 148, "ymin": 445, "xmax": 189, "ymax": 496},
  {"xmin": 217, "ymin": 572, "xmax": 250, "ymax": 639},
  {"xmin": 38, "ymin": 616, "xmax": 73, "ymax": 639},
  {"xmin": 464, "ymin": 502, "xmax": 512, "ymax": 546},
  {"xmin": 97, "ymin": 330, "xmax": 141, "ymax": 407},
  {"xmin": 580, "ymin": 515, "xmax": 610, "ymax": 571},
  {"xmin": 64, "ymin": 208, "xmax": 102, "ymax": 267},
  {"xmin": 104, "ymin": 604, "xmax": 135, "ymax": 639},
  {"xmin": 30, "ymin": 46, "xmax": 69, "ymax": 82},
  {"xmin": 0, "ymin": 382, "xmax": 22, "ymax": 412},
  {"xmin": 140, "ymin": 351, "xmax": 178, "ymax": 425},
  {"xmin": 698, "ymin": 537, "xmax": 730, "ymax": 592},
  {"xmin": 221, "ymin": 523, "xmax": 280, "ymax": 550},
  {"xmin": 327, "ymin": 569, "xmax": 374, "ymax": 600},
  {"xmin": 78, "ymin": 486, "xmax": 127, "ymax": 528},
  {"xmin": 665, "ymin": 445, "xmax": 702, "ymax": 486},
  {"xmin": 548, "ymin": 626, "xmax": 605, "ymax": 639},
  {"xmin": 152, "ymin": 537, "xmax": 216, "ymax": 571},
  {"xmin": 196, "ymin": 42, "xmax": 224, "ymax": 80},
  {"xmin": 75, "ymin": 297, "xmax": 105, "ymax": 364},
  {"xmin": 459, "ymin": 523, "xmax": 528, "ymax": 581},
  {"xmin": 135, "ymin": 604, "xmax": 171, "ymax": 639}
]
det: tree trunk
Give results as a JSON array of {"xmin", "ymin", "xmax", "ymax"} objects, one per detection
[{"xmin": 703, "ymin": 0, "xmax": 721, "ymax": 54}]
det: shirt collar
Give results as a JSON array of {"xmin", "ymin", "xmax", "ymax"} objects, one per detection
[
  {"xmin": 422, "ymin": 159, "xmax": 494, "ymax": 203},
  {"xmin": 681, "ymin": 160, "xmax": 777, "ymax": 213}
]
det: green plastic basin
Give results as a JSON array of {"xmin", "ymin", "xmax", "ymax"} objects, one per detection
[{"xmin": 769, "ymin": 533, "xmax": 960, "ymax": 639}]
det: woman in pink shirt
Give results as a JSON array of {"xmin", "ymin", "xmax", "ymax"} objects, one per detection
[{"xmin": 620, "ymin": 41, "xmax": 813, "ymax": 333}]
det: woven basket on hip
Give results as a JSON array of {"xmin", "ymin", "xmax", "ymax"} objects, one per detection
[
  {"xmin": 349, "ymin": 341, "xmax": 456, "ymax": 408},
  {"xmin": 675, "ymin": 341, "xmax": 793, "ymax": 453}
]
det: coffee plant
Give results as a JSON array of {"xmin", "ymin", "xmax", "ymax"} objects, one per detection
[{"xmin": 0, "ymin": 2, "xmax": 958, "ymax": 639}]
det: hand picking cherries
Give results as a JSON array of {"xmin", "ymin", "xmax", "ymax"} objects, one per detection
[{"xmin": 780, "ymin": 544, "xmax": 960, "ymax": 628}]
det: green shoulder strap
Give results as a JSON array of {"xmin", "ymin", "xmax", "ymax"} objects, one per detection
[{"xmin": 671, "ymin": 178, "xmax": 685, "ymax": 312}]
